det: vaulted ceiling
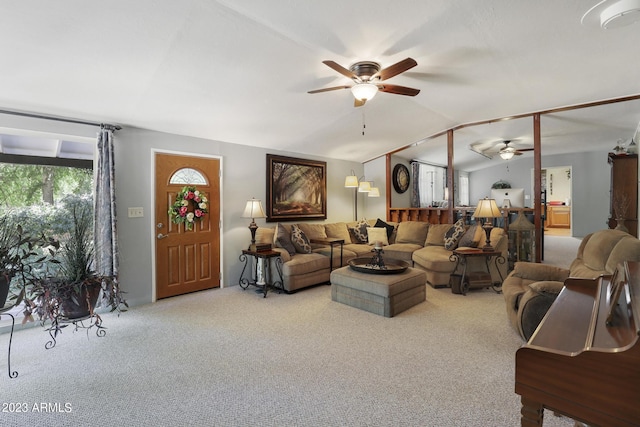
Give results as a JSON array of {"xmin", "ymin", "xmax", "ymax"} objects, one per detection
[{"xmin": 0, "ymin": 1, "xmax": 639, "ymax": 170}]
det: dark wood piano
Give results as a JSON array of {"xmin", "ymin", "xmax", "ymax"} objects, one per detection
[{"xmin": 515, "ymin": 261, "xmax": 640, "ymax": 427}]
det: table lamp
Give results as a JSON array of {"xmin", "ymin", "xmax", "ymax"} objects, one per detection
[
  {"xmin": 242, "ymin": 198, "xmax": 266, "ymax": 251},
  {"xmin": 473, "ymin": 198, "xmax": 502, "ymax": 251}
]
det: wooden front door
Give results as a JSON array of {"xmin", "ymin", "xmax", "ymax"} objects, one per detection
[{"xmin": 155, "ymin": 153, "xmax": 220, "ymax": 299}]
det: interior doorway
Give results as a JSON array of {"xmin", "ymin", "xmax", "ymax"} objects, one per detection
[
  {"xmin": 154, "ymin": 152, "xmax": 221, "ymax": 299},
  {"xmin": 541, "ymin": 166, "xmax": 572, "ymax": 237}
]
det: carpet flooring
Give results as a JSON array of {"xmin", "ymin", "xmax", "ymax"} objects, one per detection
[{"xmin": 0, "ymin": 237, "xmax": 584, "ymax": 426}]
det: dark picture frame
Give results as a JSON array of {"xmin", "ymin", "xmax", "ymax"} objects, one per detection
[{"xmin": 266, "ymin": 154, "xmax": 327, "ymax": 222}]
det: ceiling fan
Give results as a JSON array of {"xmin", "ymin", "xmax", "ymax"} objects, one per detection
[
  {"xmin": 498, "ymin": 140, "xmax": 533, "ymax": 160},
  {"xmin": 308, "ymin": 58, "xmax": 420, "ymax": 107},
  {"xmin": 469, "ymin": 139, "xmax": 534, "ymax": 160}
]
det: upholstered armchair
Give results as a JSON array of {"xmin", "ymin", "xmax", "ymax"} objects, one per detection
[{"xmin": 503, "ymin": 229, "xmax": 640, "ymax": 340}]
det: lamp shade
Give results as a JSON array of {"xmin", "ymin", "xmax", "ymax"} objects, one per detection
[
  {"xmin": 358, "ymin": 181, "xmax": 372, "ymax": 192},
  {"xmin": 345, "ymin": 174, "xmax": 359, "ymax": 188},
  {"xmin": 350, "ymin": 83, "xmax": 378, "ymax": 101},
  {"xmin": 368, "ymin": 187, "xmax": 380, "ymax": 197},
  {"xmin": 242, "ymin": 198, "xmax": 266, "ymax": 219},
  {"xmin": 473, "ymin": 198, "xmax": 501, "ymax": 219}
]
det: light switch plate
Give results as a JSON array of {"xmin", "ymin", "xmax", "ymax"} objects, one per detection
[{"xmin": 128, "ymin": 207, "xmax": 144, "ymax": 218}]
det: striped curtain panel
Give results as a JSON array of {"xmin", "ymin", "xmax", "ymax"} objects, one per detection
[
  {"xmin": 94, "ymin": 127, "xmax": 119, "ymax": 278},
  {"xmin": 410, "ymin": 161, "xmax": 420, "ymax": 207}
]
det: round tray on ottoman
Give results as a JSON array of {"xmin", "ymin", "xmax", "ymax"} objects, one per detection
[{"xmin": 348, "ymin": 257, "xmax": 409, "ymax": 275}]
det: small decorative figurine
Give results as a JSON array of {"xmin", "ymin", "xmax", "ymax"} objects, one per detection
[{"xmin": 368, "ymin": 241, "xmax": 387, "ymax": 270}]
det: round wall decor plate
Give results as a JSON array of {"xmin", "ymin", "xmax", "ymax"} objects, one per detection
[{"xmin": 393, "ymin": 164, "xmax": 410, "ymax": 193}]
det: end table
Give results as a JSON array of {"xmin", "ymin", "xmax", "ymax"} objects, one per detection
[
  {"xmin": 310, "ymin": 238, "xmax": 344, "ymax": 271},
  {"xmin": 239, "ymin": 249, "xmax": 283, "ymax": 298},
  {"xmin": 0, "ymin": 305, "xmax": 18, "ymax": 378},
  {"xmin": 449, "ymin": 248, "xmax": 506, "ymax": 295}
]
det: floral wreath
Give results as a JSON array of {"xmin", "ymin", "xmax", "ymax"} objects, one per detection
[{"xmin": 169, "ymin": 186, "xmax": 209, "ymax": 230}]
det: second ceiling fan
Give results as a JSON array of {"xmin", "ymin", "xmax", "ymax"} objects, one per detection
[
  {"xmin": 498, "ymin": 140, "xmax": 534, "ymax": 159},
  {"xmin": 308, "ymin": 57, "xmax": 420, "ymax": 107}
]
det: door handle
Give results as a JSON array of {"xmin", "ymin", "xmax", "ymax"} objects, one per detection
[{"xmin": 157, "ymin": 233, "xmax": 169, "ymax": 240}]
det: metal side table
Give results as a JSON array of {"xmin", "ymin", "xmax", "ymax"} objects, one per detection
[
  {"xmin": 449, "ymin": 248, "xmax": 506, "ymax": 295},
  {"xmin": 239, "ymin": 249, "xmax": 284, "ymax": 298},
  {"xmin": 0, "ymin": 305, "xmax": 18, "ymax": 378}
]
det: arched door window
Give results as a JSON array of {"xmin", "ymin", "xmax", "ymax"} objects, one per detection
[{"xmin": 169, "ymin": 167, "xmax": 208, "ymax": 185}]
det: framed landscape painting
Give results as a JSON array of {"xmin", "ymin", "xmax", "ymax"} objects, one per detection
[{"xmin": 266, "ymin": 154, "xmax": 326, "ymax": 221}]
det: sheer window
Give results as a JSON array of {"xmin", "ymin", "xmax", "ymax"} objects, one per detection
[
  {"xmin": 458, "ymin": 173, "xmax": 470, "ymax": 206},
  {"xmin": 416, "ymin": 163, "xmax": 446, "ymax": 207}
]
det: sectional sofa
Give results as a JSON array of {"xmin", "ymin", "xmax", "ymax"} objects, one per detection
[{"xmin": 255, "ymin": 219, "xmax": 508, "ymax": 293}]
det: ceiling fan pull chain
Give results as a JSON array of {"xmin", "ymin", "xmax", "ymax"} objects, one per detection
[{"xmin": 362, "ymin": 110, "xmax": 366, "ymax": 136}]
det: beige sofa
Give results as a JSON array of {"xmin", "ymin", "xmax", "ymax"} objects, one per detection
[
  {"xmin": 412, "ymin": 224, "xmax": 508, "ymax": 288},
  {"xmin": 255, "ymin": 219, "xmax": 507, "ymax": 293},
  {"xmin": 502, "ymin": 229, "xmax": 640, "ymax": 340},
  {"xmin": 256, "ymin": 219, "xmax": 409, "ymax": 293}
]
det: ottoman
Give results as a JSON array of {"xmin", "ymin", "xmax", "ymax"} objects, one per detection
[{"xmin": 330, "ymin": 266, "xmax": 427, "ymax": 317}]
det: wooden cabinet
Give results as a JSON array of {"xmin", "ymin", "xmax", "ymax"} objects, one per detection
[
  {"xmin": 547, "ymin": 206, "xmax": 571, "ymax": 228},
  {"xmin": 608, "ymin": 153, "xmax": 638, "ymax": 237}
]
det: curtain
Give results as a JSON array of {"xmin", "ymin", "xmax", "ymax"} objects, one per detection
[
  {"xmin": 410, "ymin": 161, "xmax": 420, "ymax": 207},
  {"xmin": 94, "ymin": 127, "xmax": 119, "ymax": 277}
]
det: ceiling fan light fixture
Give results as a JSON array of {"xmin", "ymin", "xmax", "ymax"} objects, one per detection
[
  {"xmin": 351, "ymin": 83, "xmax": 379, "ymax": 101},
  {"xmin": 500, "ymin": 147, "xmax": 516, "ymax": 160},
  {"xmin": 582, "ymin": 0, "xmax": 640, "ymax": 29}
]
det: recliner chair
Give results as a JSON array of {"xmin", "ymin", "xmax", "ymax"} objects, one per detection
[{"xmin": 502, "ymin": 229, "xmax": 640, "ymax": 340}]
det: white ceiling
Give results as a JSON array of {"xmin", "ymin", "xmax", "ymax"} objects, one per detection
[{"xmin": 0, "ymin": 1, "xmax": 639, "ymax": 169}]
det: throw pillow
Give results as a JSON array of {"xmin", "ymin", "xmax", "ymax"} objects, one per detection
[
  {"xmin": 444, "ymin": 219, "xmax": 466, "ymax": 250},
  {"xmin": 367, "ymin": 227, "xmax": 389, "ymax": 246},
  {"xmin": 351, "ymin": 218, "xmax": 369, "ymax": 244},
  {"xmin": 374, "ymin": 218, "xmax": 395, "ymax": 240},
  {"xmin": 290, "ymin": 224, "xmax": 312, "ymax": 254},
  {"xmin": 276, "ymin": 223, "xmax": 296, "ymax": 256},
  {"xmin": 457, "ymin": 224, "xmax": 480, "ymax": 248}
]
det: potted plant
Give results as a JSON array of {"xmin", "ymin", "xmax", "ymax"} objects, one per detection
[
  {"xmin": 24, "ymin": 203, "xmax": 127, "ymax": 338},
  {"xmin": 0, "ymin": 212, "xmax": 57, "ymax": 309}
]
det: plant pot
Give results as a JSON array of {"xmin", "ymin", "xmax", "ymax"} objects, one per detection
[
  {"xmin": 0, "ymin": 273, "xmax": 10, "ymax": 308},
  {"xmin": 59, "ymin": 281, "xmax": 102, "ymax": 320}
]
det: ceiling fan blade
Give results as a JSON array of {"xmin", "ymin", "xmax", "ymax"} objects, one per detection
[
  {"xmin": 307, "ymin": 85, "xmax": 351, "ymax": 94},
  {"xmin": 354, "ymin": 98, "xmax": 366, "ymax": 108},
  {"xmin": 513, "ymin": 151, "xmax": 523, "ymax": 156},
  {"xmin": 378, "ymin": 84, "xmax": 420, "ymax": 96},
  {"xmin": 372, "ymin": 57, "xmax": 417, "ymax": 80},
  {"xmin": 516, "ymin": 148, "xmax": 535, "ymax": 152},
  {"xmin": 322, "ymin": 60, "xmax": 357, "ymax": 80}
]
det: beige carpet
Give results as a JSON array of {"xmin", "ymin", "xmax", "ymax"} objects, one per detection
[{"xmin": 1, "ymin": 272, "xmax": 580, "ymax": 426}]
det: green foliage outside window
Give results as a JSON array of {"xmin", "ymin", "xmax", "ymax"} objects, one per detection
[
  {"xmin": 0, "ymin": 163, "xmax": 92, "ymax": 207},
  {"xmin": 0, "ymin": 162, "xmax": 94, "ymax": 253}
]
